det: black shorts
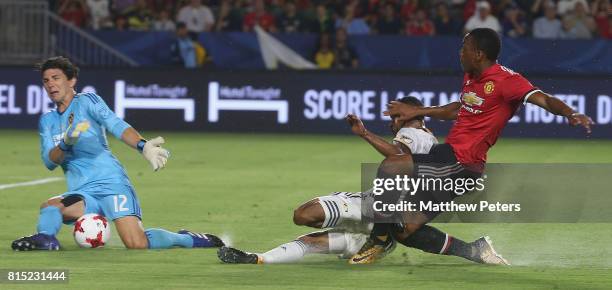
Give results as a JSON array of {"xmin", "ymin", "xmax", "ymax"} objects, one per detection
[{"xmin": 405, "ymin": 143, "xmax": 482, "ymax": 220}]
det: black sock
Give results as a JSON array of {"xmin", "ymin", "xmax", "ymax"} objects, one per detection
[
  {"xmin": 446, "ymin": 236, "xmax": 479, "ymax": 262},
  {"xmin": 395, "ymin": 225, "xmax": 447, "ymax": 254},
  {"xmin": 394, "ymin": 225, "xmax": 479, "ymax": 262},
  {"xmin": 369, "ymin": 223, "xmax": 391, "ymax": 244}
]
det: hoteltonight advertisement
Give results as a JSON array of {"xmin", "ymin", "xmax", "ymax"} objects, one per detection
[{"xmin": 1, "ymin": 68, "xmax": 610, "ymax": 138}]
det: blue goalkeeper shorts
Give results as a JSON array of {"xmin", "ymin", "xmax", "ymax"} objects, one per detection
[{"xmin": 61, "ymin": 183, "xmax": 142, "ymax": 222}]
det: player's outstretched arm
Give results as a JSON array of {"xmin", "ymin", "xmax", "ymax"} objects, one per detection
[
  {"xmin": 385, "ymin": 101, "xmax": 461, "ymax": 121},
  {"xmin": 121, "ymin": 127, "xmax": 170, "ymax": 171},
  {"xmin": 526, "ymin": 91, "xmax": 594, "ymax": 134},
  {"xmin": 346, "ymin": 114, "xmax": 403, "ymax": 157},
  {"xmin": 120, "ymin": 127, "xmax": 145, "ymax": 150},
  {"xmin": 81, "ymin": 93, "xmax": 170, "ymax": 171}
]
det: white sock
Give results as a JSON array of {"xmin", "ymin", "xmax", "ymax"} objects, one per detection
[
  {"xmin": 260, "ymin": 240, "xmax": 309, "ymax": 264},
  {"xmin": 328, "ymin": 232, "xmax": 349, "ymax": 254}
]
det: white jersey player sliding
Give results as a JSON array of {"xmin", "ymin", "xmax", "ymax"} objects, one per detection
[{"xmin": 218, "ymin": 97, "xmax": 508, "ymax": 265}]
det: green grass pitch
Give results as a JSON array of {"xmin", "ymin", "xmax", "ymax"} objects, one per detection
[{"xmin": 1, "ymin": 129, "xmax": 611, "ymax": 289}]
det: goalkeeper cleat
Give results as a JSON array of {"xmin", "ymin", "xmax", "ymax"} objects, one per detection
[
  {"xmin": 473, "ymin": 236, "xmax": 511, "ymax": 266},
  {"xmin": 178, "ymin": 229, "xmax": 225, "ymax": 248},
  {"xmin": 11, "ymin": 233, "xmax": 61, "ymax": 251},
  {"xmin": 348, "ymin": 235, "xmax": 395, "ymax": 264},
  {"xmin": 217, "ymin": 246, "xmax": 261, "ymax": 264}
]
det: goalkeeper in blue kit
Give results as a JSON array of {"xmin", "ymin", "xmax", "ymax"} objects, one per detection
[{"xmin": 12, "ymin": 56, "xmax": 223, "ymax": 251}]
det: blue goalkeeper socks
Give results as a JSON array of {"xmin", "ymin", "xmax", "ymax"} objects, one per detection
[
  {"xmin": 36, "ymin": 206, "xmax": 62, "ymax": 236},
  {"xmin": 144, "ymin": 228, "xmax": 194, "ymax": 249}
]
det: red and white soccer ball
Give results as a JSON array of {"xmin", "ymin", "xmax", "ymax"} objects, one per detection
[{"xmin": 73, "ymin": 214, "xmax": 111, "ymax": 248}]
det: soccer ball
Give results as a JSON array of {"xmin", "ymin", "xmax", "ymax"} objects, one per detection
[{"xmin": 73, "ymin": 214, "xmax": 111, "ymax": 248}]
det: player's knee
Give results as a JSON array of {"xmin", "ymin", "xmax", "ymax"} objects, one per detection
[
  {"xmin": 293, "ymin": 208, "xmax": 311, "ymax": 226},
  {"xmin": 293, "ymin": 205, "xmax": 323, "ymax": 227}
]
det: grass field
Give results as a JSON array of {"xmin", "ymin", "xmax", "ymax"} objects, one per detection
[{"xmin": 1, "ymin": 129, "xmax": 611, "ymax": 289}]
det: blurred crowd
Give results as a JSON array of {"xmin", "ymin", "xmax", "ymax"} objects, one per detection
[
  {"xmin": 50, "ymin": 0, "xmax": 611, "ymax": 68},
  {"xmin": 51, "ymin": 0, "xmax": 611, "ymax": 38}
]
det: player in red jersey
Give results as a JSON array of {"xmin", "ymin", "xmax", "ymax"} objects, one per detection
[{"xmin": 349, "ymin": 28, "xmax": 593, "ymax": 264}]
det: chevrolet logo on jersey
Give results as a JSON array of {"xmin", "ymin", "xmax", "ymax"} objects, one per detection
[
  {"xmin": 462, "ymin": 92, "xmax": 484, "ymax": 106},
  {"xmin": 484, "ymin": 81, "xmax": 495, "ymax": 94}
]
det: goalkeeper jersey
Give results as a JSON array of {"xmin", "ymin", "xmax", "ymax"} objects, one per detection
[{"xmin": 38, "ymin": 92, "xmax": 132, "ymax": 193}]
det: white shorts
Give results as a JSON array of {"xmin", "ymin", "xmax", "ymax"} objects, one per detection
[{"xmin": 317, "ymin": 192, "xmax": 371, "ymax": 233}]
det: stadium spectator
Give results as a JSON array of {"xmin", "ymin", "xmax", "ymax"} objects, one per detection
[
  {"xmin": 277, "ymin": 1, "xmax": 305, "ymax": 33},
  {"xmin": 86, "ymin": 0, "xmax": 112, "ymax": 30},
  {"xmin": 332, "ymin": 28, "xmax": 358, "ymax": 69},
  {"xmin": 405, "ymin": 9, "xmax": 435, "ymax": 36},
  {"xmin": 433, "ymin": 2, "xmax": 461, "ymax": 35},
  {"xmin": 328, "ymin": 0, "xmax": 348, "ymax": 19},
  {"xmin": 114, "ymin": 14, "xmax": 129, "ymax": 31},
  {"xmin": 464, "ymin": 1, "xmax": 501, "ymax": 34},
  {"xmin": 215, "ymin": 0, "xmax": 246, "ymax": 32},
  {"xmin": 314, "ymin": 34, "xmax": 335, "ymax": 69},
  {"xmin": 126, "ymin": 0, "xmax": 154, "ymax": 30},
  {"xmin": 243, "ymin": 0, "xmax": 277, "ymax": 32},
  {"xmin": 152, "ymin": 10, "xmax": 176, "ymax": 31},
  {"xmin": 533, "ymin": 2, "xmax": 562, "ymax": 39},
  {"xmin": 309, "ymin": 4, "xmax": 335, "ymax": 34},
  {"xmin": 557, "ymin": 0, "xmax": 590, "ymax": 16},
  {"xmin": 112, "ymin": 0, "xmax": 138, "ymax": 15},
  {"xmin": 177, "ymin": 0, "xmax": 216, "ymax": 37},
  {"xmin": 148, "ymin": 0, "xmax": 175, "ymax": 14},
  {"xmin": 375, "ymin": 3, "xmax": 402, "ymax": 34},
  {"xmin": 511, "ymin": 0, "xmax": 537, "ymax": 12},
  {"xmin": 400, "ymin": 0, "xmax": 419, "ymax": 21},
  {"xmin": 294, "ymin": 0, "xmax": 311, "ymax": 11},
  {"xmin": 361, "ymin": 0, "xmax": 382, "ymax": 28},
  {"xmin": 560, "ymin": 1, "xmax": 596, "ymax": 39},
  {"xmin": 274, "ymin": 0, "xmax": 297, "ymax": 18},
  {"xmin": 530, "ymin": 0, "xmax": 554, "ymax": 19},
  {"xmin": 170, "ymin": 22, "xmax": 197, "ymax": 68},
  {"xmin": 605, "ymin": 17, "xmax": 612, "ymax": 39},
  {"xmin": 501, "ymin": 3, "xmax": 527, "ymax": 37},
  {"xmin": 462, "ymin": 0, "xmax": 477, "ymax": 21},
  {"xmin": 493, "ymin": 0, "xmax": 530, "ymax": 16},
  {"xmin": 50, "ymin": 0, "xmax": 612, "ymax": 41},
  {"xmin": 193, "ymin": 41, "xmax": 208, "ymax": 67},
  {"xmin": 592, "ymin": 0, "xmax": 611, "ymax": 38},
  {"xmin": 59, "ymin": 0, "xmax": 89, "ymax": 28},
  {"xmin": 336, "ymin": 4, "xmax": 370, "ymax": 34}
]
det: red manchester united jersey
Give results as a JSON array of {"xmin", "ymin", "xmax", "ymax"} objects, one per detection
[{"xmin": 446, "ymin": 63, "xmax": 539, "ymax": 167}]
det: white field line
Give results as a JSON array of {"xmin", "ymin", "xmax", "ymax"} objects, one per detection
[{"xmin": 0, "ymin": 177, "xmax": 63, "ymax": 191}]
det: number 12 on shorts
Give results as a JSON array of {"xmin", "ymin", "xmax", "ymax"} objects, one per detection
[{"xmin": 113, "ymin": 195, "xmax": 129, "ymax": 212}]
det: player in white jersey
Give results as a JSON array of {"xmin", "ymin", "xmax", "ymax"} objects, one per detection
[{"xmin": 218, "ymin": 97, "xmax": 505, "ymax": 264}]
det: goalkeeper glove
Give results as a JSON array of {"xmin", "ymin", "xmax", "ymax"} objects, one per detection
[
  {"xmin": 140, "ymin": 136, "xmax": 170, "ymax": 171},
  {"xmin": 59, "ymin": 121, "xmax": 90, "ymax": 151}
]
